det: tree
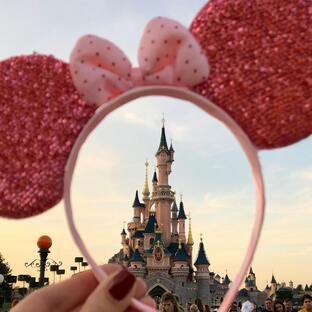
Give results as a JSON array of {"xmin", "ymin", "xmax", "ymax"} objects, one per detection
[
  {"xmin": 305, "ymin": 285, "xmax": 310, "ymax": 292},
  {"xmin": 296, "ymin": 284, "xmax": 303, "ymax": 292},
  {"xmin": 276, "ymin": 288, "xmax": 293, "ymax": 302},
  {"xmin": 0, "ymin": 253, "xmax": 13, "ymax": 305}
]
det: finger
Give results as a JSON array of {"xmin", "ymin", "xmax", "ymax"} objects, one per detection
[
  {"xmin": 80, "ymin": 268, "xmax": 136, "ymax": 312},
  {"xmin": 71, "ymin": 295, "xmax": 156, "ymax": 312},
  {"xmin": 12, "ymin": 264, "xmax": 122, "ymax": 312}
]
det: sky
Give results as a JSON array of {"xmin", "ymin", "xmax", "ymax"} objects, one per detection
[{"xmin": 0, "ymin": 0, "xmax": 311, "ymax": 291}]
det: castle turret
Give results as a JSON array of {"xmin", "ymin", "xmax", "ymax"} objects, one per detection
[
  {"xmin": 222, "ymin": 274, "xmax": 231, "ymax": 287},
  {"xmin": 128, "ymin": 246, "xmax": 145, "ymax": 279},
  {"xmin": 245, "ymin": 267, "xmax": 257, "ymax": 291},
  {"xmin": 178, "ymin": 198, "xmax": 187, "ymax": 243},
  {"xmin": 143, "ymin": 211, "xmax": 157, "ymax": 250},
  {"xmin": 132, "ymin": 190, "xmax": 146, "ymax": 223},
  {"xmin": 169, "ymin": 141, "xmax": 175, "ymax": 162},
  {"xmin": 152, "ymin": 170, "xmax": 158, "ymax": 193},
  {"xmin": 171, "ymin": 201, "xmax": 179, "ymax": 240},
  {"xmin": 270, "ymin": 274, "xmax": 278, "ymax": 297},
  {"xmin": 194, "ymin": 236, "xmax": 210, "ymax": 305},
  {"xmin": 121, "ymin": 227, "xmax": 126, "ymax": 245}
]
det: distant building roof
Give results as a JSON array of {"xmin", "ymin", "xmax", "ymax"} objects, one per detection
[
  {"xmin": 121, "ymin": 228, "xmax": 126, "ymax": 235},
  {"xmin": 223, "ymin": 274, "xmax": 231, "ymax": 285},
  {"xmin": 271, "ymin": 274, "xmax": 277, "ymax": 284}
]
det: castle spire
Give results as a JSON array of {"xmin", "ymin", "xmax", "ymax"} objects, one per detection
[
  {"xmin": 142, "ymin": 160, "xmax": 150, "ymax": 198},
  {"xmin": 187, "ymin": 212, "xmax": 194, "ymax": 246},
  {"xmin": 194, "ymin": 235, "xmax": 210, "ymax": 266},
  {"xmin": 155, "ymin": 118, "xmax": 169, "ymax": 156}
]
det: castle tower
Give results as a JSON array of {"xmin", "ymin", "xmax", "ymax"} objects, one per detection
[
  {"xmin": 143, "ymin": 211, "xmax": 157, "ymax": 250},
  {"xmin": 132, "ymin": 190, "xmax": 141, "ymax": 223},
  {"xmin": 154, "ymin": 122, "xmax": 175, "ymax": 245},
  {"xmin": 171, "ymin": 201, "xmax": 179, "ymax": 241},
  {"xmin": 187, "ymin": 212, "xmax": 194, "ymax": 264},
  {"xmin": 270, "ymin": 274, "xmax": 277, "ymax": 298},
  {"xmin": 245, "ymin": 267, "xmax": 257, "ymax": 291},
  {"xmin": 194, "ymin": 236, "xmax": 211, "ymax": 305},
  {"xmin": 178, "ymin": 198, "xmax": 187, "ymax": 243},
  {"xmin": 128, "ymin": 245, "xmax": 145, "ymax": 279}
]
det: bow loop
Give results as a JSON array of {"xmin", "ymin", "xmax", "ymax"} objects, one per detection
[
  {"xmin": 70, "ymin": 17, "xmax": 209, "ymax": 106},
  {"xmin": 138, "ymin": 17, "xmax": 209, "ymax": 86},
  {"xmin": 70, "ymin": 35, "xmax": 133, "ymax": 104}
]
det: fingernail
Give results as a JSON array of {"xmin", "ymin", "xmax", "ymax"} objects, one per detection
[{"xmin": 108, "ymin": 269, "xmax": 135, "ymax": 300}]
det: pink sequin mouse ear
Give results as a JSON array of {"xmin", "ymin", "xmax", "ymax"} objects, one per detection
[
  {"xmin": 190, "ymin": 0, "xmax": 312, "ymax": 149},
  {"xmin": 0, "ymin": 54, "xmax": 96, "ymax": 218}
]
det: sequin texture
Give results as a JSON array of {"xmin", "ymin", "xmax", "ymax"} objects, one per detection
[
  {"xmin": 0, "ymin": 55, "xmax": 96, "ymax": 218},
  {"xmin": 190, "ymin": 0, "xmax": 312, "ymax": 149}
]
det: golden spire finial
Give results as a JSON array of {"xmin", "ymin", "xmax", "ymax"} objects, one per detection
[
  {"xmin": 143, "ymin": 160, "xmax": 150, "ymax": 197},
  {"xmin": 187, "ymin": 212, "xmax": 194, "ymax": 246},
  {"xmin": 161, "ymin": 113, "xmax": 165, "ymax": 127}
]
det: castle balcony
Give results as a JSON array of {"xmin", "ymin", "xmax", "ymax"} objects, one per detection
[{"xmin": 152, "ymin": 186, "xmax": 175, "ymax": 201}]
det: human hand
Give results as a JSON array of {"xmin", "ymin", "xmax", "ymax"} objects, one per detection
[{"xmin": 11, "ymin": 264, "xmax": 157, "ymax": 312}]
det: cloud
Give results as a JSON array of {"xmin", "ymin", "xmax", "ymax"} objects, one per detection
[
  {"xmin": 121, "ymin": 111, "xmax": 156, "ymax": 129},
  {"xmin": 293, "ymin": 168, "xmax": 312, "ymax": 181}
]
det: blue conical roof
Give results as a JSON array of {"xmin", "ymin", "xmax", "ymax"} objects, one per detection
[
  {"xmin": 130, "ymin": 248, "xmax": 144, "ymax": 263},
  {"xmin": 178, "ymin": 201, "xmax": 187, "ymax": 219},
  {"xmin": 156, "ymin": 126, "xmax": 170, "ymax": 156},
  {"xmin": 174, "ymin": 243, "xmax": 189, "ymax": 262},
  {"xmin": 152, "ymin": 171, "xmax": 158, "ymax": 183},
  {"xmin": 132, "ymin": 190, "xmax": 145, "ymax": 208},
  {"xmin": 171, "ymin": 201, "xmax": 178, "ymax": 212},
  {"xmin": 223, "ymin": 274, "xmax": 231, "ymax": 285},
  {"xmin": 144, "ymin": 213, "xmax": 157, "ymax": 233},
  {"xmin": 194, "ymin": 239, "xmax": 210, "ymax": 266}
]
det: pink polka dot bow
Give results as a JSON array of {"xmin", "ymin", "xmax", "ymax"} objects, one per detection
[{"xmin": 70, "ymin": 17, "xmax": 209, "ymax": 106}]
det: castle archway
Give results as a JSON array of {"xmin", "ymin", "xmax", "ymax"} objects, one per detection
[{"xmin": 148, "ymin": 284, "xmax": 169, "ymax": 306}]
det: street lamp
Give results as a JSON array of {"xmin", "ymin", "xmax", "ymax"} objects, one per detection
[
  {"xmin": 37, "ymin": 235, "xmax": 52, "ymax": 287},
  {"xmin": 25, "ymin": 235, "xmax": 62, "ymax": 288}
]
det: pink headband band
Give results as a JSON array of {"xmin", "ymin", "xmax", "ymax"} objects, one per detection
[
  {"xmin": 1, "ymin": 1, "xmax": 310, "ymax": 312},
  {"xmin": 64, "ymin": 85, "xmax": 265, "ymax": 312}
]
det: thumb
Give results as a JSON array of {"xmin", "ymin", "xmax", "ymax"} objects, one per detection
[{"xmin": 80, "ymin": 268, "xmax": 136, "ymax": 312}]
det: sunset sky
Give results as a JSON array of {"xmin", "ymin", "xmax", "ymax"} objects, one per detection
[{"xmin": 0, "ymin": 0, "xmax": 311, "ymax": 290}]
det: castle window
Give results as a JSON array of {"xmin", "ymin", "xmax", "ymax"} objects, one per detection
[
  {"xmin": 182, "ymin": 282, "xmax": 185, "ymax": 287},
  {"xmin": 150, "ymin": 238, "xmax": 154, "ymax": 245}
]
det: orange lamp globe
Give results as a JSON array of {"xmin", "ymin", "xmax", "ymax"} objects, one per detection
[{"xmin": 37, "ymin": 235, "xmax": 52, "ymax": 249}]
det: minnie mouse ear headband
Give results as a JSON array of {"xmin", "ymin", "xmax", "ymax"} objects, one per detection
[{"xmin": 1, "ymin": 1, "xmax": 311, "ymax": 311}]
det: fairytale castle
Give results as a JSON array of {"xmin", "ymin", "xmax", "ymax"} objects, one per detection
[{"xmin": 109, "ymin": 122, "xmax": 231, "ymax": 306}]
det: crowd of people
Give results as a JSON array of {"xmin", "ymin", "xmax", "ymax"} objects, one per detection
[{"xmin": 158, "ymin": 292, "xmax": 312, "ymax": 312}]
